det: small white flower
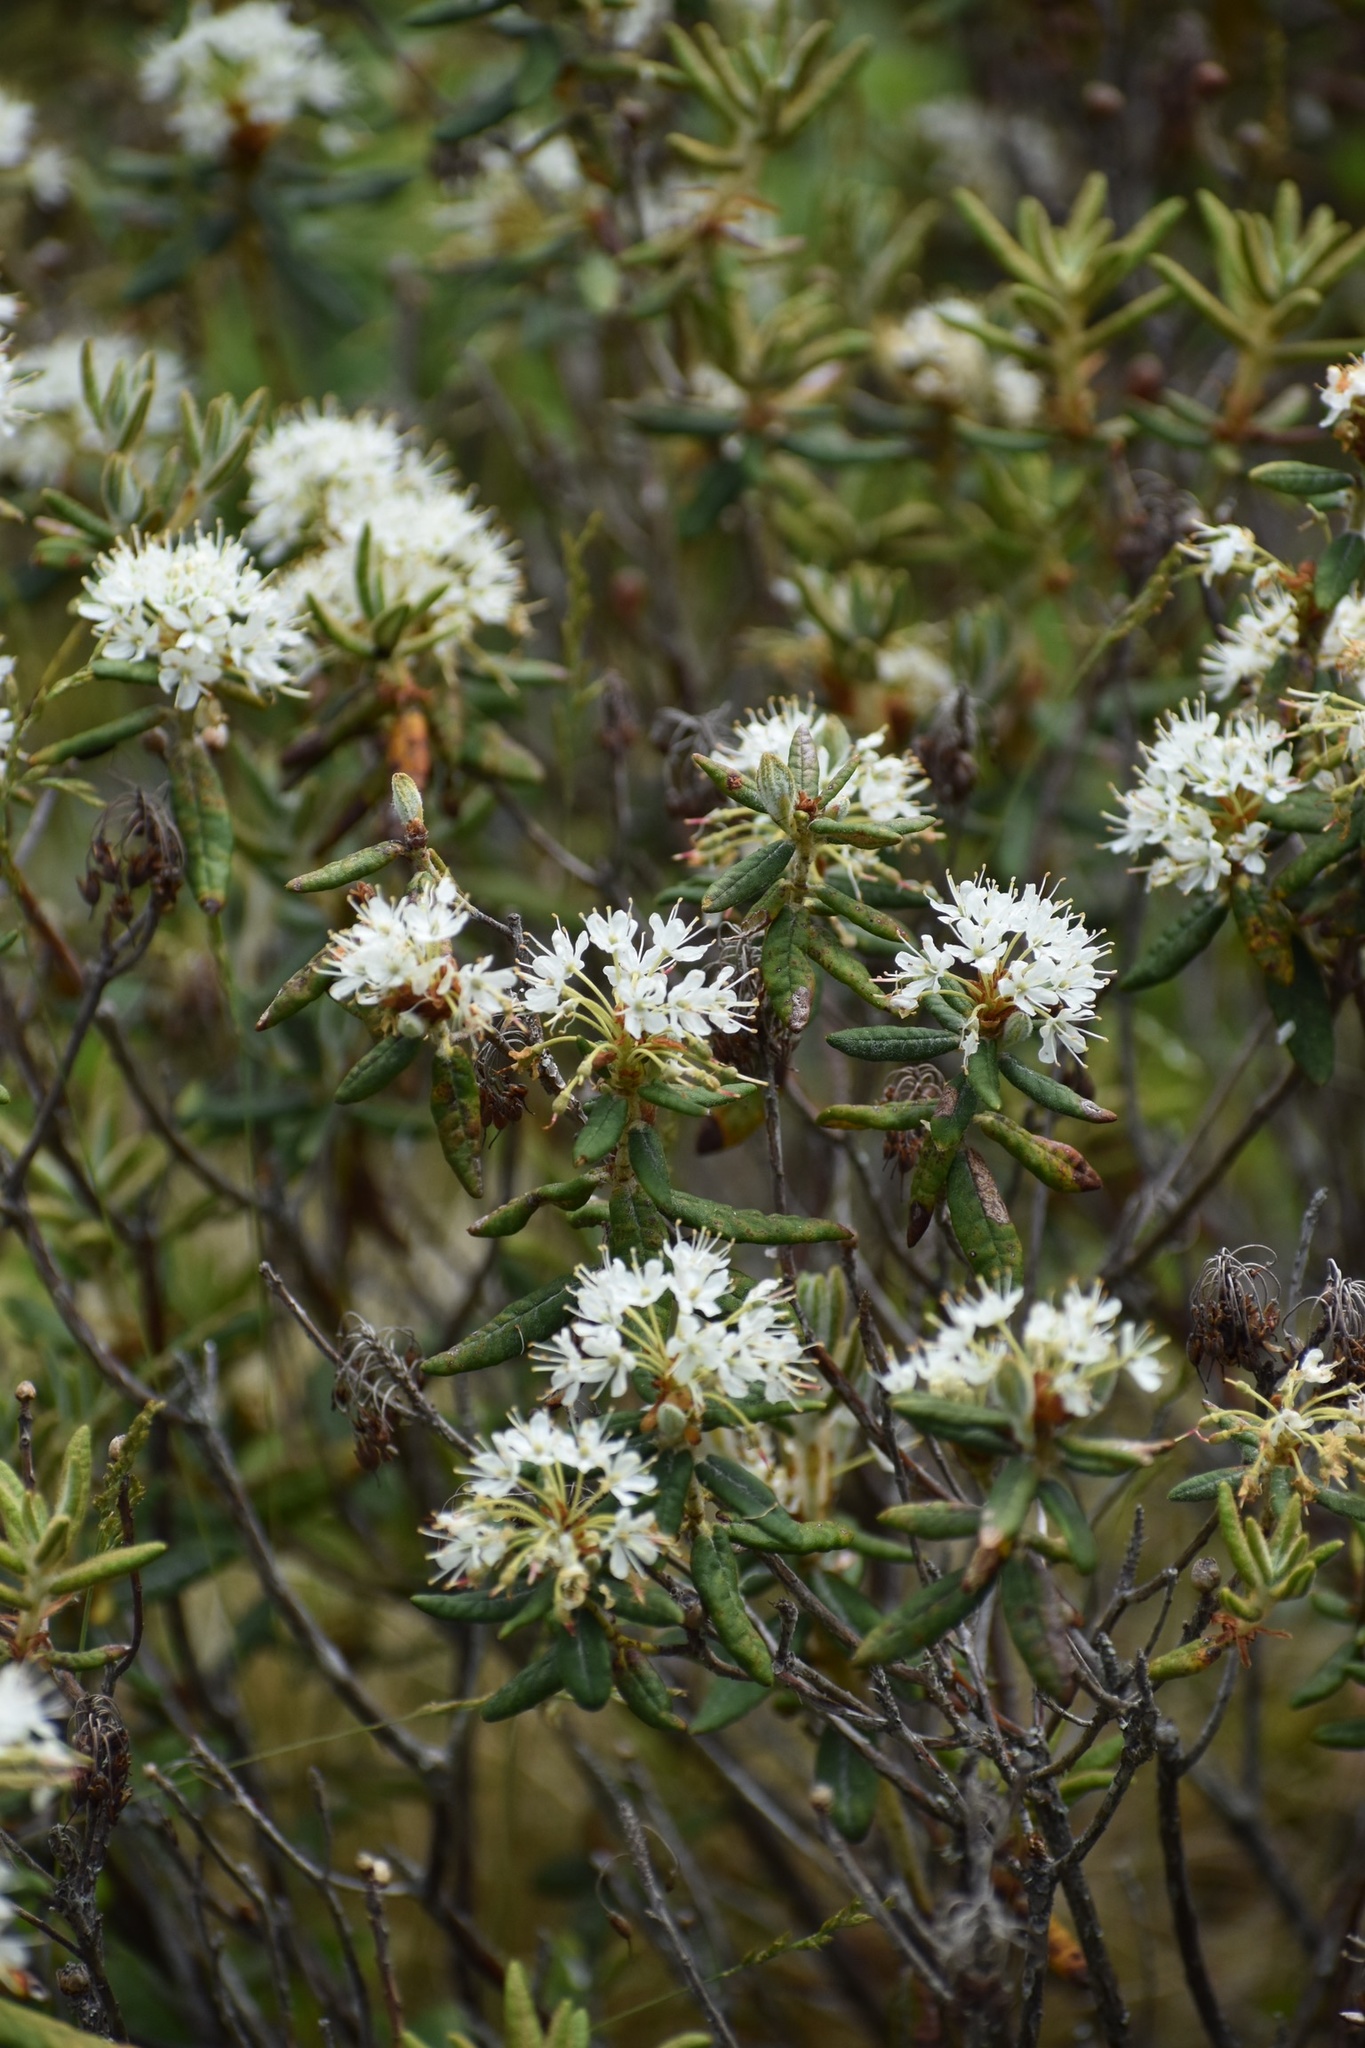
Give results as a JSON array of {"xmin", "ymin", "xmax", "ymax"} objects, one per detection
[
  {"xmin": 141, "ymin": 1, "xmax": 351, "ymax": 158},
  {"xmin": 322, "ymin": 873, "xmax": 516, "ymax": 1036},
  {"xmin": 0, "ymin": 90, "xmax": 35, "ymax": 172},
  {"xmin": 1321, "ymin": 357, "xmax": 1365, "ymax": 430},
  {"xmin": 78, "ymin": 527, "xmax": 304, "ymax": 710},
  {"xmin": 885, "ymin": 872, "xmax": 1109, "ymax": 1066},
  {"xmin": 1182, "ymin": 521, "xmax": 1261, "ymax": 584},
  {"xmin": 0, "ymin": 1662, "xmax": 79, "ymax": 1796},
  {"xmin": 0, "ymin": 342, "xmax": 31, "ymax": 444},
  {"xmin": 1296, "ymin": 1347, "xmax": 1337, "ymax": 1386}
]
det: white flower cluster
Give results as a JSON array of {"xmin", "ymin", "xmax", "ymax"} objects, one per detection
[
  {"xmin": 78, "ymin": 528, "xmax": 304, "ymax": 711},
  {"xmin": 0, "ymin": 334, "xmax": 185, "ymax": 490},
  {"xmin": 248, "ymin": 403, "xmax": 524, "ymax": 659},
  {"xmin": 887, "ymin": 873, "xmax": 1109, "ymax": 1065},
  {"xmin": 427, "ymin": 1411, "xmax": 663, "ymax": 1616},
  {"xmin": 323, "ymin": 875, "xmax": 518, "ymax": 1038},
  {"xmin": 878, "ymin": 299, "xmax": 1043, "ymax": 427},
  {"xmin": 1321, "ymin": 590, "xmax": 1365, "ymax": 684},
  {"xmin": 1106, "ymin": 698, "xmax": 1302, "ymax": 895},
  {"xmin": 1200, "ymin": 576, "xmax": 1299, "ymax": 700},
  {"xmin": 880, "ymin": 1279, "xmax": 1165, "ymax": 1423},
  {"xmin": 875, "ymin": 631, "xmax": 957, "ymax": 722},
  {"xmin": 140, "ymin": 1, "xmax": 350, "ymax": 158},
  {"xmin": 0, "ymin": 82, "xmax": 68, "ymax": 208},
  {"xmin": 0, "ymin": 340, "xmax": 30, "ymax": 450},
  {"xmin": 522, "ymin": 905, "xmax": 752, "ymax": 1065},
  {"xmin": 538, "ymin": 1236, "xmax": 814, "ymax": 1417},
  {"xmin": 695, "ymin": 696, "xmax": 935, "ymax": 884}
]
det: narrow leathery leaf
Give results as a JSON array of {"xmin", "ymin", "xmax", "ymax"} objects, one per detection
[
  {"xmin": 690, "ymin": 1674, "xmax": 769, "ymax": 1734},
  {"xmin": 459, "ymin": 720, "xmax": 544, "ymax": 783},
  {"xmin": 1217, "ymin": 1482, "xmax": 1261, "ymax": 1586},
  {"xmin": 612, "ymin": 1584, "xmax": 685, "ymax": 1627},
  {"xmin": 891, "ymin": 1393, "xmax": 1016, "ymax": 1449},
  {"xmin": 809, "ymin": 816, "xmax": 913, "ymax": 849},
  {"xmin": 0, "ymin": 1463, "xmax": 27, "ymax": 1537},
  {"xmin": 1249, "ymin": 459, "xmax": 1354, "ymax": 499},
  {"xmin": 650, "ymin": 1179, "xmax": 854, "ymax": 1245},
  {"xmin": 614, "ymin": 1647, "xmax": 685, "ymax": 1731},
  {"xmin": 797, "ymin": 916, "xmax": 894, "ymax": 1009},
  {"xmin": 814, "ymin": 1726, "xmax": 879, "ymax": 1842},
  {"xmin": 167, "ymin": 738, "xmax": 233, "ymax": 915},
  {"xmin": 1260, "ymin": 790, "xmax": 1337, "ymax": 834},
  {"xmin": 966, "ymin": 1456, "xmax": 1037, "ymax": 1587},
  {"xmin": 1118, "ymin": 894, "xmax": 1229, "ymax": 992},
  {"xmin": 1314, "ymin": 1488, "xmax": 1365, "ymax": 1524},
  {"xmin": 412, "ymin": 1589, "xmax": 530, "ymax": 1624},
  {"xmin": 56, "ymin": 1426, "xmax": 92, "ymax": 1532},
  {"xmin": 90, "ymin": 657, "xmax": 161, "ymax": 686},
  {"xmin": 335, "ymin": 1034, "xmax": 423, "ymax": 1105},
  {"xmin": 810, "ymin": 883, "xmax": 912, "ymax": 946},
  {"xmin": 826, "ymin": 1025, "xmax": 959, "ymax": 1060},
  {"xmin": 650, "ymin": 1449, "xmax": 694, "ymax": 1536},
  {"xmin": 643, "ymin": 1076, "xmax": 761, "ymax": 1117},
  {"xmin": 287, "ymin": 842, "xmax": 405, "ymax": 892},
  {"xmin": 905, "ymin": 1127, "xmax": 959, "ymax": 1245},
  {"xmin": 1168, "ymin": 1465, "xmax": 1249, "ymax": 1502},
  {"xmin": 48, "ymin": 1646, "xmax": 130, "ymax": 1673},
  {"xmin": 0, "ymin": 1997, "xmax": 121, "ymax": 2045},
  {"xmin": 1271, "ymin": 817, "xmax": 1360, "ymax": 896},
  {"xmin": 627, "ymin": 1122, "xmax": 672, "ymax": 1208},
  {"xmin": 431, "ymin": 1045, "xmax": 484, "ymax": 1197},
  {"xmin": 1001, "ymin": 1552, "xmax": 1075, "ymax": 1700},
  {"xmin": 878, "ymin": 1501, "xmax": 981, "ymax": 1539},
  {"xmin": 256, "ymin": 955, "xmax": 330, "ymax": 1031},
  {"xmin": 762, "ymin": 906, "xmax": 817, "ymax": 1032},
  {"xmin": 816, "ymin": 1099, "xmax": 938, "ymax": 1131},
  {"xmin": 553, "ymin": 1612, "xmax": 613, "ymax": 1711},
  {"xmin": 755, "ymin": 751, "xmax": 797, "ymax": 826},
  {"xmin": 1232, "ymin": 875, "xmax": 1295, "ymax": 984},
  {"xmin": 1038, "ymin": 1478, "xmax": 1097, "ymax": 1573},
  {"xmin": 607, "ymin": 1183, "xmax": 668, "ymax": 1263},
  {"xmin": 690, "ymin": 1527, "xmax": 773, "ymax": 1685},
  {"xmin": 997, "ymin": 1055, "xmax": 1117, "ymax": 1123},
  {"xmin": 48, "ymin": 1540, "xmax": 166, "ymax": 1595},
  {"xmin": 468, "ymin": 1175, "xmax": 599, "ymax": 1239},
  {"xmin": 963, "ymin": 1038, "xmax": 1002, "ymax": 1109},
  {"xmin": 972, "ymin": 1112, "xmax": 1102, "ymax": 1194},
  {"xmin": 1058, "ymin": 1435, "xmax": 1170, "ymax": 1475},
  {"xmin": 481, "ymin": 1653, "xmax": 563, "ymax": 1724},
  {"xmin": 1316, "ymin": 531, "xmax": 1365, "ymax": 611},
  {"xmin": 1265, "ymin": 937, "xmax": 1334, "ymax": 1085},
  {"xmin": 692, "ymin": 754, "xmax": 766, "ymax": 813},
  {"xmin": 423, "ymin": 1280, "xmax": 572, "ymax": 1375},
  {"xmin": 26, "ymin": 706, "xmax": 166, "ymax": 767},
  {"xmin": 573, "ymin": 1092, "xmax": 629, "ymax": 1166},
  {"xmin": 853, "ymin": 1571, "xmax": 986, "ymax": 1666},
  {"xmin": 727, "ymin": 1517, "xmax": 853, "ymax": 1554},
  {"xmin": 1288, "ymin": 1637, "xmax": 1354, "ymax": 1704},
  {"xmin": 503, "ymin": 1961, "xmax": 545, "ymax": 2048},
  {"xmin": 32, "ymin": 1515, "xmax": 72, "ymax": 1568},
  {"xmin": 697, "ymin": 1453, "xmax": 778, "ymax": 1518},
  {"xmin": 946, "ymin": 1148, "xmax": 1023, "ymax": 1284},
  {"xmin": 1312, "ymin": 1718, "xmax": 1365, "ymax": 1749},
  {"xmin": 703, "ymin": 839, "xmax": 795, "ymax": 913},
  {"xmin": 790, "ymin": 726, "xmax": 824, "ymax": 798},
  {"xmin": 1147, "ymin": 1637, "xmax": 1223, "ymax": 1685},
  {"xmin": 498, "ymin": 1577, "xmax": 555, "ymax": 1639}
]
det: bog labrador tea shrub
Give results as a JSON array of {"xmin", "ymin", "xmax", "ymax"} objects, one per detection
[{"xmin": 11, "ymin": 1, "xmax": 1365, "ymax": 2044}]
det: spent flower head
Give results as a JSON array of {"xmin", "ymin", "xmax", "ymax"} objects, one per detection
[
  {"xmin": 426, "ymin": 1411, "xmax": 664, "ymax": 1619},
  {"xmin": 1105, "ymin": 697, "xmax": 1301, "ymax": 896},
  {"xmin": 140, "ymin": 0, "xmax": 350, "ymax": 158},
  {"xmin": 885, "ymin": 872, "xmax": 1109, "ymax": 1064},
  {"xmin": 880, "ymin": 1279, "xmax": 1165, "ymax": 1432},
  {"xmin": 78, "ymin": 527, "xmax": 304, "ymax": 710},
  {"xmin": 537, "ymin": 1234, "xmax": 815, "ymax": 1425},
  {"xmin": 322, "ymin": 874, "xmax": 517, "ymax": 1040}
]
